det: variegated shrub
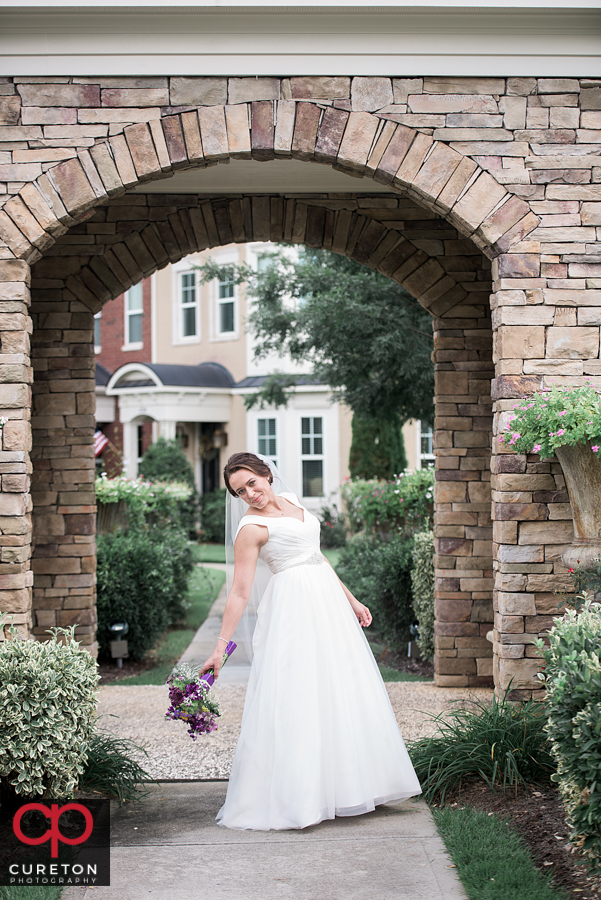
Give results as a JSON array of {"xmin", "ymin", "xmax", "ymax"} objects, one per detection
[{"xmin": 0, "ymin": 619, "xmax": 98, "ymax": 798}]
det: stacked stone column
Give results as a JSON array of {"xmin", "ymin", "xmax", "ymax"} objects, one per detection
[
  {"xmin": 30, "ymin": 282, "xmax": 97, "ymax": 651},
  {"xmin": 0, "ymin": 259, "xmax": 33, "ymax": 641}
]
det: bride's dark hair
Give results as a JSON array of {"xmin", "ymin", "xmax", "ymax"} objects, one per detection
[{"xmin": 223, "ymin": 452, "xmax": 273, "ymax": 498}]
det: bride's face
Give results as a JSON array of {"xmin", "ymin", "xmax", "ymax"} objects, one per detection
[{"xmin": 229, "ymin": 468, "xmax": 273, "ymax": 509}]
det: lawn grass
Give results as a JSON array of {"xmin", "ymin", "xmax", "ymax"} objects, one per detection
[
  {"xmin": 369, "ymin": 639, "xmax": 432, "ymax": 682},
  {"xmin": 433, "ymin": 804, "xmax": 568, "ymax": 900},
  {"xmin": 377, "ymin": 664, "xmax": 431, "ymax": 682},
  {"xmin": 186, "ymin": 567, "xmax": 226, "ymax": 630},
  {"xmin": 191, "ymin": 542, "xmax": 226, "ymax": 564},
  {"xmin": 112, "ymin": 567, "xmax": 225, "ymax": 686},
  {"xmin": 321, "ymin": 548, "xmax": 341, "ymax": 568}
]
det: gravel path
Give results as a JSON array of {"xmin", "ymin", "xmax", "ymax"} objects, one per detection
[{"xmin": 96, "ymin": 682, "xmax": 492, "ymax": 780}]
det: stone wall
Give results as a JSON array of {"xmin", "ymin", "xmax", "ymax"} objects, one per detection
[{"xmin": 0, "ymin": 74, "xmax": 599, "ymax": 696}]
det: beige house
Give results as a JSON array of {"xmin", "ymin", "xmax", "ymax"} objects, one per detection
[{"xmin": 102, "ymin": 241, "xmax": 431, "ymax": 507}]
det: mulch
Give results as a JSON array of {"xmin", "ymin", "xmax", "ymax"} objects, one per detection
[
  {"xmin": 97, "ymin": 656, "xmax": 161, "ymax": 684},
  {"xmin": 432, "ymin": 781, "xmax": 599, "ymax": 899}
]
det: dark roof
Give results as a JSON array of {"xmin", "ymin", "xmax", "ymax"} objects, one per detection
[
  {"xmin": 95, "ymin": 362, "xmax": 111, "ymax": 387},
  {"xmin": 147, "ymin": 362, "xmax": 235, "ymax": 388},
  {"xmin": 110, "ymin": 362, "xmax": 235, "ymax": 389},
  {"xmin": 235, "ymin": 374, "xmax": 323, "ymax": 388}
]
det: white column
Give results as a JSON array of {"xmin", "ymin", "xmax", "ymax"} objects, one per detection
[
  {"xmin": 159, "ymin": 420, "xmax": 177, "ymax": 441},
  {"xmin": 122, "ymin": 421, "xmax": 138, "ymax": 479}
]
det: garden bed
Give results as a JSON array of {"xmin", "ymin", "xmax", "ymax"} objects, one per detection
[
  {"xmin": 367, "ymin": 635, "xmax": 433, "ymax": 681},
  {"xmin": 434, "ymin": 782, "xmax": 598, "ymax": 899}
]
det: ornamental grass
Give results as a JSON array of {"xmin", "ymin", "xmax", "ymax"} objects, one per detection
[
  {"xmin": 79, "ymin": 731, "xmax": 152, "ymax": 804},
  {"xmin": 407, "ymin": 692, "xmax": 555, "ymax": 805}
]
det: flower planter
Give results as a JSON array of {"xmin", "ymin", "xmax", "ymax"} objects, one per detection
[
  {"xmin": 96, "ymin": 499, "xmax": 129, "ymax": 535},
  {"xmin": 556, "ymin": 443, "xmax": 601, "ymax": 570}
]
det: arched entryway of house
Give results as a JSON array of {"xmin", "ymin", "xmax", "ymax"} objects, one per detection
[{"xmin": 1, "ymin": 98, "xmax": 556, "ymax": 698}]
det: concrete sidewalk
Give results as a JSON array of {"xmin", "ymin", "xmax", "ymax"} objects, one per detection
[
  {"xmin": 64, "ymin": 781, "xmax": 467, "ymax": 900},
  {"xmin": 178, "ymin": 562, "xmax": 252, "ymax": 684}
]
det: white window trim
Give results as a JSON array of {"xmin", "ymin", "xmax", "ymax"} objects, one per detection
[
  {"xmin": 172, "ymin": 266, "xmax": 201, "ymax": 346},
  {"xmin": 418, "ymin": 420, "xmax": 435, "ymax": 469},
  {"xmin": 94, "ymin": 311, "xmax": 101, "ymax": 354},
  {"xmin": 299, "ymin": 412, "xmax": 325, "ymax": 498},
  {"xmin": 209, "ymin": 253, "xmax": 239, "ymax": 343},
  {"xmin": 255, "ymin": 414, "xmax": 279, "ymax": 468},
  {"xmin": 122, "ymin": 284, "xmax": 144, "ymax": 351}
]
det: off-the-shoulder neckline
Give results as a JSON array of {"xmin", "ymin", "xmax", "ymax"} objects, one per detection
[{"xmin": 240, "ymin": 492, "xmax": 305, "ymax": 524}]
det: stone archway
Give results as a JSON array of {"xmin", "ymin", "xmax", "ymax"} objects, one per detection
[
  {"xmin": 30, "ymin": 185, "xmax": 498, "ymax": 688},
  {"xmin": 1, "ymin": 80, "xmax": 584, "ymax": 699}
]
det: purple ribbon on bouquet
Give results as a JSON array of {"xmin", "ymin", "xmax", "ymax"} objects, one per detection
[{"xmin": 201, "ymin": 640, "xmax": 237, "ymax": 686}]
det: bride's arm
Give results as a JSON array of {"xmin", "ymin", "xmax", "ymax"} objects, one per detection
[
  {"xmin": 199, "ymin": 525, "xmax": 266, "ymax": 679},
  {"xmin": 320, "ymin": 553, "xmax": 373, "ymax": 628}
]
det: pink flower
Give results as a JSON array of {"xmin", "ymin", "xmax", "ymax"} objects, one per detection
[
  {"xmin": 532, "ymin": 444, "xmax": 542, "ymax": 454},
  {"xmin": 512, "ymin": 432, "xmax": 521, "ymax": 440},
  {"xmin": 556, "ymin": 429, "xmax": 565, "ymax": 436},
  {"xmin": 507, "ymin": 414, "xmax": 516, "ymax": 422},
  {"xmin": 558, "ymin": 410, "xmax": 567, "ymax": 416},
  {"xmin": 498, "ymin": 435, "xmax": 505, "ymax": 442},
  {"xmin": 593, "ymin": 445, "xmax": 600, "ymax": 453}
]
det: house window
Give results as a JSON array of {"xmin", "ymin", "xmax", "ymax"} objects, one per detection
[
  {"xmin": 180, "ymin": 272, "xmax": 198, "ymax": 339},
  {"xmin": 218, "ymin": 276, "xmax": 235, "ymax": 334},
  {"xmin": 137, "ymin": 425, "xmax": 145, "ymax": 462},
  {"xmin": 301, "ymin": 417, "xmax": 324, "ymax": 497},
  {"xmin": 257, "ymin": 418, "xmax": 277, "ymax": 465},
  {"xmin": 420, "ymin": 420, "xmax": 435, "ymax": 468},
  {"xmin": 94, "ymin": 312, "xmax": 101, "ymax": 352},
  {"xmin": 125, "ymin": 282, "xmax": 143, "ymax": 347}
]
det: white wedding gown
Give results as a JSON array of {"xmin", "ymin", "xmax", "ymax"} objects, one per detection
[{"xmin": 216, "ymin": 492, "xmax": 422, "ymax": 831}]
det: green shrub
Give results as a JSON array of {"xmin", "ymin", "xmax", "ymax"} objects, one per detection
[
  {"xmin": 535, "ymin": 597, "xmax": 601, "ymax": 878},
  {"xmin": 96, "ymin": 527, "xmax": 192, "ymax": 660},
  {"xmin": 341, "ymin": 468, "xmax": 434, "ymax": 535},
  {"xmin": 138, "ymin": 437, "xmax": 195, "ymax": 485},
  {"xmin": 147, "ymin": 525, "xmax": 194, "ymax": 620},
  {"xmin": 138, "ymin": 438, "xmax": 199, "ymax": 534},
  {"xmin": 336, "ymin": 534, "xmax": 414, "ymax": 649},
  {"xmin": 199, "ymin": 487, "xmax": 226, "ymax": 543},
  {"xmin": 0, "ymin": 622, "xmax": 97, "ymax": 799},
  {"xmin": 408, "ymin": 693, "xmax": 555, "ymax": 805},
  {"xmin": 411, "ymin": 530, "xmax": 435, "ymax": 661},
  {"xmin": 80, "ymin": 731, "xmax": 152, "ymax": 804},
  {"xmin": 318, "ymin": 501, "xmax": 347, "ymax": 549}
]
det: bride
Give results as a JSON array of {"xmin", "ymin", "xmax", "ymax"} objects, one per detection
[{"xmin": 200, "ymin": 451, "xmax": 421, "ymax": 831}]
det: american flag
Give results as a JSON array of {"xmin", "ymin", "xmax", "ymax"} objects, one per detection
[{"xmin": 94, "ymin": 430, "xmax": 110, "ymax": 457}]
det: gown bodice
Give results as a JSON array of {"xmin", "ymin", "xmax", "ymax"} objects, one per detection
[{"xmin": 235, "ymin": 492, "xmax": 322, "ymax": 574}]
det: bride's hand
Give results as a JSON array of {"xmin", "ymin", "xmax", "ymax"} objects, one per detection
[
  {"xmin": 352, "ymin": 603, "xmax": 372, "ymax": 628},
  {"xmin": 199, "ymin": 648, "xmax": 224, "ymax": 680}
]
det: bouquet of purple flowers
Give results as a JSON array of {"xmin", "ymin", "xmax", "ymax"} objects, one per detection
[{"xmin": 165, "ymin": 641, "xmax": 236, "ymax": 740}]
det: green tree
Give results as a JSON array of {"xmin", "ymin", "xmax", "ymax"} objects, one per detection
[
  {"xmin": 197, "ymin": 248, "xmax": 434, "ymax": 424},
  {"xmin": 349, "ymin": 411, "xmax": 408, "ymax": 480}
]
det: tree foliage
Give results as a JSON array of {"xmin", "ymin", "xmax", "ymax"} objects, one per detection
[
  {"xmin": 197, "ymin": 248, "xmax": 434, "ymax": 423},
  {"xmin": 349, "ymin": 411, "xmax": 408, "ymax": 480}
]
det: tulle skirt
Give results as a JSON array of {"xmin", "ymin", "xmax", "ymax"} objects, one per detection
[{"xmin": 216, "ymin": 561, "xmax": 422, "ymax": 831}]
